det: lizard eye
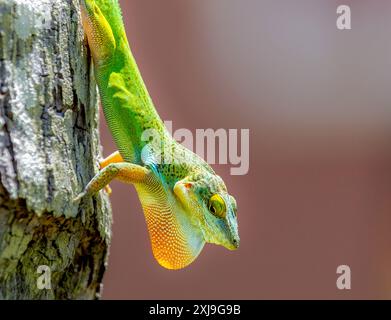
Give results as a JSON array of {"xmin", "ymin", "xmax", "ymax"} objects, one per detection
[{"xmin": 208, "ymin": 194, "xmax": 226, "ymax": 218}]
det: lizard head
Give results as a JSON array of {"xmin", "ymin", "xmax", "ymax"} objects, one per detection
[{"xmin": 174, "ymin": 170, "xmax": 240, "ymax": 251}]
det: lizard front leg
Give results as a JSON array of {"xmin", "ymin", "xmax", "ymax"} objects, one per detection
[
  {"xmin": 74, "ymin": 162, "xmax": 149, "ymax": 202},
  {"xmin": 99, "ymin": 151, "xmax": 124, "ymax": 195}
]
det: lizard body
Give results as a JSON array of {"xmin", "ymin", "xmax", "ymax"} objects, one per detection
[{"xmin": 78, "ymin": 0, "xmax": 239, "ymax": 270}]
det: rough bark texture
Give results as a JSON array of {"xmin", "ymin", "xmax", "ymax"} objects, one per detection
[{"xmin": 0, "ymin": 0, "xmax": 112, "ymax": 299}]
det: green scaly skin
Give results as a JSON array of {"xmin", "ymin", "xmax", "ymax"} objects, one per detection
[{"xmin": 77, "ymin": 0, "xmax": 239, "ymax": 270}]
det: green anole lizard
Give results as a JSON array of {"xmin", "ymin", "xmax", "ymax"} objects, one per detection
[{"xmin": 76, "ymin": 0, "xmax": 239, "ymax": 270}]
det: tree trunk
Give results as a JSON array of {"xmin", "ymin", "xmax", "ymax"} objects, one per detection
[{"xmin": 0, "ymin": 0, "xmax": 112, "ymax": 299}]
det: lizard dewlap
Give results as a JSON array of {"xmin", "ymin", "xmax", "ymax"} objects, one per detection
[{"xmin": 77, "ymin": 0, "xmax": 239, "ymax": 270}]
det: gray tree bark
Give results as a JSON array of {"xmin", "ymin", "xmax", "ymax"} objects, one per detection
[{"xmin": 0, "ymin": 0, "xmax": 112, "ymax": 299}]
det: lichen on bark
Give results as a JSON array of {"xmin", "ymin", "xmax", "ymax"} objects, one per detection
[{"xmin": 0, "ymin": 0, "xmax": 112, "ymax": 299}]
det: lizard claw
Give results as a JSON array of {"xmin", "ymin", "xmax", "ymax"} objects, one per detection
[
  {"xmin": 73, "ymin": 191, "xmax": 86, "ymax": 203},
  {"xmin": 104, "ymin": 185, "xmax": 112, "ymax": 196},
  {"xmin": 97, "ymin": 159, "xmax": 104, "ymax": 170}
]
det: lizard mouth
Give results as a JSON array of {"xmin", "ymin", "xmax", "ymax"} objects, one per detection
[{"xmin": 223, "ymin": 236, "xmax": 240, "ymax": 250}]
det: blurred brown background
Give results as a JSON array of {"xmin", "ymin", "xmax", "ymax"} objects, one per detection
[{"xmin": 101, "ymin": 0, "xmax": 391, "ymax": 299}]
